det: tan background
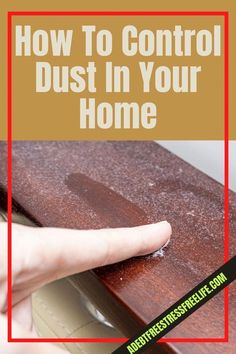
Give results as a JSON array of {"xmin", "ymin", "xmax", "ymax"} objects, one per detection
[{"xmin": 0, "ymin": 0, "xmax": 235, "ymax": 140}]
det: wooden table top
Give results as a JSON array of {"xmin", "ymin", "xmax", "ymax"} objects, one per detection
[{"xmin": 0, "ymin": 141, "xmax": 235, "ymax": 354}]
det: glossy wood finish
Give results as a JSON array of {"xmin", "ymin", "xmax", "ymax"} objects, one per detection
[{"xmin": 0, "ymin": 141, "xmax": 235, "ymax": 353}]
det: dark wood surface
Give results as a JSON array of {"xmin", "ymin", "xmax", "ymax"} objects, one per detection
[{"xmin": 0, "ymin": 141, "xmax": 235, "ymax": 353}]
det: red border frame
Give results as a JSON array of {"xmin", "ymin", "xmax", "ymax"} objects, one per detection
[{"xmin": 7, "ymin": 11, "xmax": 229, "ymax": 344}]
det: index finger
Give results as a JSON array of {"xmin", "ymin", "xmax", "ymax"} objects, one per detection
[{"xmin": 13, "ymin": 221, "xmax": 171, "ymax": 294}]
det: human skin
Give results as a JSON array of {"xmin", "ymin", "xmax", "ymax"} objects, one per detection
[{"xmin": 0, "ymin": 221, "xmax": 171, "ymax": 353}]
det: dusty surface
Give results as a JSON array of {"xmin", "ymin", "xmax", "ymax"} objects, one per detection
[{"xmin": 0, "ymin": 141, "xmax": 235, "ymax": 353}]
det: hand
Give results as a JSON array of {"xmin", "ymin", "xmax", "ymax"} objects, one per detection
[{"xmin": 0, "ymin": 221, "xmax": 171, "ymax": 353}]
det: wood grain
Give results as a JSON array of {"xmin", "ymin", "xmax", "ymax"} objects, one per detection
[{"xmin": 0, "ymin": 141, "xmax": 235, "ymax": 353}]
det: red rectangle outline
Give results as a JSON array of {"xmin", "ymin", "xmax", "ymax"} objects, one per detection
[{"xmin": 7, "ymin": 11, "xmax": 229, "ymax": 345}]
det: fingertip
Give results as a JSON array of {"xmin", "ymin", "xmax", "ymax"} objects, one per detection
[
  {"xmin": 138, "ymin": 220, "xmax": 172, "ymax": 256},
  {"xmin": 160, "ymin": 220, "xmax": 172, "ymax": 238},
  {"xmin": 149, "ymin": 220, "xmax": 172, "ymax": 238}
]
